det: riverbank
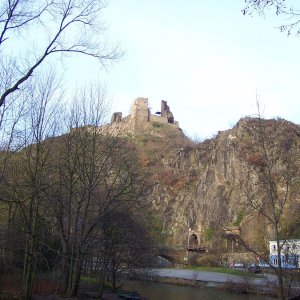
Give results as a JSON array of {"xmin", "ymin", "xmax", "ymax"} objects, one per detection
[
  {"xmin": 134, "ymin": 268, "xmax": 298, "ymax": 298},
  {"xmin": 122, "ymin": 280, "xmax": 273, "ymax": 300},
  {"xmin": 147, "ymin": 275, "xmax": 274, "ymax": 297},
  {"xmin": 30, "ymin": 268, "xmax": 299, "ymax": 299}
]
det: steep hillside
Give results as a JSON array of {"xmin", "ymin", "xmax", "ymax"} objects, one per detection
[{"xmin": 132, "ymin": 117, "xmax": 300, "ymax": 249}]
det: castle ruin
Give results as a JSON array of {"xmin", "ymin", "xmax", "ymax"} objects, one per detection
[{"xmin": 110, "ymin": 97, "xmax": 179, "ymax": 133}]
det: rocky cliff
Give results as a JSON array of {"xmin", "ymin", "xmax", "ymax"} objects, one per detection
[{"xmin": 131, "ymin": 117, "xmax": 300, "ymax": 249}]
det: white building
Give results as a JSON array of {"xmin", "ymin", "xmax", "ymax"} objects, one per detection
[{"xmin": 269, "ymin": 239, "xmax": 300, "ymax": 268}]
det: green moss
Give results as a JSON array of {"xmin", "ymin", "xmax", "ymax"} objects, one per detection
[
  {"xmin": 204, "ymin": 227, "xmax": 213, "ymax": 241},
  {"xmin": 152, "ymin": 122, "xmax": 162, "ymax": 129},
  {"xmin": 233, "ymin": 210, "xmax": 244, "ymax": 226}
]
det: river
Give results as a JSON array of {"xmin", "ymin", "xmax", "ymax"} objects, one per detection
[{"xmin": 123, "ymin": 280, "xmax": 272, "ymax": 300}]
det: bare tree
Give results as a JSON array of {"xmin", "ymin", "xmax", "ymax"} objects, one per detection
[
  {"xmin": 0, "ymin": 71, "xmax": 62, "ymax": 299},
  {"xmin": 93, "ymin": 205, "xmax": 155, "ymax": 295},
  {"xmin": 42, "ymin": 86, "xmax": 150, "ymax": 297},
  {"xmin": 0, "ymin": 79, "xmax": 153, "ymax": 298},
  {"xmin": 0, "ymin": 0, "xmax": 120, "ymax": 109},
  {"xmin": 242, "ymin": 0, "xmax": 300, "ymax": 35},
  {"xmin": 21, "ymin": 73, "xmax": 62, "ymax": 299},
  {"xmin": 225, "ymin": 107, "xmax": 300, "ymax": 299}
]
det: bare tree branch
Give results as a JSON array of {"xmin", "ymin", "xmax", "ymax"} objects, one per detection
[
  {"xmin": 0, "ymin": 0, "xmax": 121, "ymax": 109},
  {"xmin": 243, "ymin": 0, "xmax": 300, "ymax": 35}
]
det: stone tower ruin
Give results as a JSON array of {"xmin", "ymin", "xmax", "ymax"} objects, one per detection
[
  {"xmin": 109, "ymin": 97, "xmax": 179, "ymax": 134},
  {"xmin": 111, "ymin": 112, "xmax": 122, "ymax": 123},
  {"xmin": 161, "ymin": 100, "xmax": 174, "ymax": 124},
  {"xmin": 130, "ymin": 97, "xmax": 150, "ymax": 131}
]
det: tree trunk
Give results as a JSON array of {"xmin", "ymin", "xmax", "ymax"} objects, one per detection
[
  {"xmin": 98, "ymin": 253, "xmax": 110, "ymax": 298},
  {"xmin": 275, "ymin": 224, "xmax": 286, "ymax": 300},
  {"xmin": 23, "ymin": 235, "xmax": 34, "ymax": 300},
  {"xmin": 23, "ymin": 195, "xmax": 38, "ymax": 300},
  {"xmin": 64, "ymin": 247, "xmax": 83, "ymax": 297},
  {"xmin": 112, "ymin": 257, "xmax": 116, "ymax": 291}
]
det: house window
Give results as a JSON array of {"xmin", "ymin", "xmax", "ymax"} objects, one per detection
[
  {"xmin": 273, "ymin": 258, "xmax": 278, "ymax": 266},
  {"xmin": 272, "ymin": 245, "xmax": 276, "ymax": 251}
]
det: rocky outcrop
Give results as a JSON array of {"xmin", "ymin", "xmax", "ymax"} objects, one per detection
[
  {"xmin": 103, "ymin": 100, "xmax": 300, "ymax": 249},
  {"xmin": 142, "ymin": 118, "xmax": 300, "ymax": 248}
]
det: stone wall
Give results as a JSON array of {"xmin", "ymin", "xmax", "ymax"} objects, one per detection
[
  {"xmin": 111, "ymin": 112, "xmax": 122, "ymax": 123},
  {"xmin": 150, "ymin": 114, "xmax": 168, "ymax": 124},
  {"xmin": 150, "ymin": 114, "xmax": 179, "ymax": 127},
  {"xmin": 129, "ymin": 97, "xmax": 150, "ymax": 131},
  {"xmin": 110, "ymin": 97, "xmax": 179, "ymax": 133},
  {"xmin": 161, "ymin": 100, "xmax": 174, "ymax": 124}
]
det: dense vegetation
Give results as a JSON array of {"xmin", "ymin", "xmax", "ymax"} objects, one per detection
[{"xmin": 0, "ymin": 82, "xmax": 156, "ymax": 299}]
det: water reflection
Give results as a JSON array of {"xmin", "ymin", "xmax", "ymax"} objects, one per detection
[{"xmin": 123, "ymin": 281, "xmax": 272, "ymax": 300}]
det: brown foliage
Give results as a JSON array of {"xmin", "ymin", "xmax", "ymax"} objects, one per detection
[
  {"xmin": 1, "ymin": 273, "xmax": 63, "ymax": 298},
  {"xmin": 152, "ymin": 170, "xmax": 188, "ymax": 189},
  {"xmin": 246, "ymin": 152, "xmax": 265, "ymax": 167},
  {"xmin": 138, "ymin": 153, "xmax": 150, "ymax": 167}
]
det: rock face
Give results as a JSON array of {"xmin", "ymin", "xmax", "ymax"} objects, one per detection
[
  {"xmin": 139, "ymin": 117, "xmax": 300, "ymax": 249},
  {"xmin": 106, "ymin": 99, "xmax": 300, "ymax": 250}
]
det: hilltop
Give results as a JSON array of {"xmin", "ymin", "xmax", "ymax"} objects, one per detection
[{"xmin": 108, "ymin": 100, "xmax": 300, "ymax": 257}]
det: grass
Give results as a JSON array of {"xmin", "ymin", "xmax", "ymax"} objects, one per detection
[
  {"xmin": 80, "ymin": 275, "xmax": 115, "ymax": 290},
  {"xmin": 80, "ymin": 275, "xmax": 101, "ymax": 285},
  {"xmin": 152, "ymin": 122, "xmax": 162, "ymax": 129},
  {"xmin": 183, "ymin": 265, "xmax": 256, "ymax": 277}
]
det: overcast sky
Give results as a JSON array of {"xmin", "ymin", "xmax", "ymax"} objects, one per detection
[{"xmin": 65, "ymin": 1, "xmax": 300, "ymax": 139}]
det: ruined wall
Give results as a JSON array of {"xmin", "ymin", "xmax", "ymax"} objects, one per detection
[
  {"xmin": 150, "ymin": 114, "xmax": 168, "ymax": 124},
  {"xmin": 150, "ymin": 114, "xmax": 179, "ymax": 127},
  {"xmin": 109, "ymin": 97, "xmax": 179, "ymax": 134},
  {"xmin": 161, "ymin": 100, "xmax": 174, "ymax": 124},
  {"xmin": 130, "ymin": 97, "xmax": 150, "ymax": 131},
  {"xmin": 111, "ymin": 112, "xmax": 122, "ymax": 123}
]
